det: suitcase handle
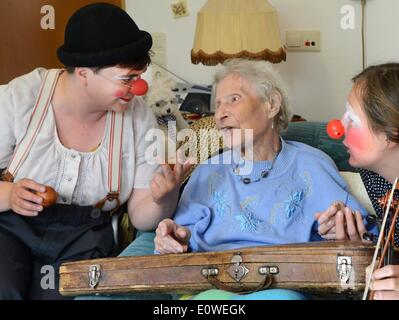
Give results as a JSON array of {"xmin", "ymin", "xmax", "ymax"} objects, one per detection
[{"xmin": 205, "ymin": 273, "xmax": 273, "ymax": 294}]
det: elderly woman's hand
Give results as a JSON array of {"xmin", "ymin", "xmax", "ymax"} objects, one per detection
[
  {"xmin": 9, "ymin": 178, "xmax": 45, "ymax": 216},
  {"xmin": 315, "ymin": 201, "xmax": 366, "ymax": 241},
  {"xmin": 154, "ymin": 218, "xmax": 191, "ymax": 254},
  {"xmin": 371, "ymin": 265, "xmax": 399, "ymax": 300}
]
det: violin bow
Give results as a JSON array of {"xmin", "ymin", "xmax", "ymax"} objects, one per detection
[{"xmin": 362, "ymin": 177, "xmax": 398, "ymax": 300}]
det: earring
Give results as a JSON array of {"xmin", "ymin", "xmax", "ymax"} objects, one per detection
[{"xmin": 271, "ymin": 122, "xmax": 274, "ymax": 129}]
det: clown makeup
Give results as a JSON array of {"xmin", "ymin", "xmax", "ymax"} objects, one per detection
[
  {"xmin": 114, "ymin": 89, "xmax": 126, "ymax": 98},
  {"xmin": 113, "ymin": 74, "xmax": 140, "ymax": 88},
  {"xmin": 97, "ymin": 70, "xmax": 148, "ymax": 101},
  {"xmin": 342, "ymin": 102, "xmax": 362, "ymax": 130},
  {"xmin": 342, "ymin": 102, "xmax": 369, "ymax": 154},
  {"xmin": 341, "ymin": 90, "xmax": 389, "ymax": 169},
  {"xmin": 99, "ymin": 73, "xmax": 140, "ymax": 90}
]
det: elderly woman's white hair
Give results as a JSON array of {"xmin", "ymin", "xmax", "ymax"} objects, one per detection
[{"xmin": 212, "ymin": 58, "xmax": 291, "ymax": 132}]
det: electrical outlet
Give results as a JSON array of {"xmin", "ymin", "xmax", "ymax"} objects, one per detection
[
  {"xmin": 171, "ymin": 0, "xmax": 190, "ymax": 19},
  {"xmin": 286, "ymin": 31, "xmax": 321, "ymax": 52}
]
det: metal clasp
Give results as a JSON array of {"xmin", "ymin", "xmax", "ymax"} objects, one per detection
[
  {"xmin": 227, "ymin": 253, "xmax": 249, "ymax": 282},
  {"xmin": 337, "ymin": 256, "xmax": 352, "ymax": 284},
  {"xmin": 201, "ymin": 267, "xmax": 219, "ymax": 278},
  {"xmin": 89, "ymin": 264, "xmax": 101, "ymax": 289},
  {"xmin": 259, "ymin": 266, "xmax": 279, "ymax": 275}
]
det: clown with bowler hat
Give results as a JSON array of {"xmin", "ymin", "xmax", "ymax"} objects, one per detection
[{"xmin": 0, "ymin": 3, "xmax": 191, "ymax": 299}]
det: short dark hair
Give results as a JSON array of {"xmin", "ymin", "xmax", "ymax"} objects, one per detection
[{"xmin": 65, "ymin": 50, "xmax": 152, "ymax": 74}]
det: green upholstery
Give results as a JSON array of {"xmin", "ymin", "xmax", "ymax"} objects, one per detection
[{"xmin": 281, "ymin": 121, "xmax": 354, "ymax": 172}]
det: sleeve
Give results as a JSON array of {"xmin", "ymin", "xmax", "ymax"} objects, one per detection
[
  {"xmin": 0, "ymin": 84, "xmax": 16, "ymax": 169},
  {"xmin": 131, "ymin": 97, "xmax": 161, "ymax": 189},
  {"xmin": 306, "ymin": 150, "xmax": 376, "ymax": 238},
  {"xmin": 0, "ymin": 68, "xmax": 45, "ymax": 170},
  {"xmin": 173, "ymin": 165, "xmax": 213, "ymax": 252}
]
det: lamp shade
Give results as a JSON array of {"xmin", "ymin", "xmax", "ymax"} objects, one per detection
[{"xmin": 191, "ymin": 0, "xmax": 286, "ymax": 66}]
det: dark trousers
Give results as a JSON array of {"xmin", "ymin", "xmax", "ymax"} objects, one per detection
[{"xmin": 0, "ymin": 204, "xmax": 116, "ymax": 300}]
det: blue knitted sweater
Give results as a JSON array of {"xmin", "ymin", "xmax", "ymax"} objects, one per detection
[{"xmin": 174, "ymin": 139, "xmax": 369, "ymax": 252}]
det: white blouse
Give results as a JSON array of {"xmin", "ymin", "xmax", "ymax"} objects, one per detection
[{"xmin": 0, "ymin": 68, "xmax": 159, "ymax": 210}]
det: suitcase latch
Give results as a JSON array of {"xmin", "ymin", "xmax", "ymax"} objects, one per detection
[
  {"xmin": 201, "ymin": 268, "xmax": 219, "ymax": 277},
  {"xmin": 337, "ymin": 256, "xmax": 352, "ymax": 284},
  {"xmin": 259, "ymin": 266, "xmax": 279, "ymax": 275},
  {"xmin": 89, "ymin": 264, "xmax": 101, "ymax": 289},
  {"xmin": 227, "ymin": 253, "xmax": 249, "ymax": 282}
]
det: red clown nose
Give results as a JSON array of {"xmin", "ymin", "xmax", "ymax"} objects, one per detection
[
  {"xmin": 130, "ymin": 78, "xmax": 149, "ymax": 96},
  {"xmin": 326, "ymin": 119, "xmax": 345, "ymax": 139}
]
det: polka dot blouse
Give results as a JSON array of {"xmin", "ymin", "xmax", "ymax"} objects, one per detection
[{"xmin": 359, "ymin": 168, "xmax": 399, "ymax": 247}]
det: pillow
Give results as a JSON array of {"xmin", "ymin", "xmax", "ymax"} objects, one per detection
[{"xmin": 340, "ymin": 171, "xmax": 375, "ymax": 216}]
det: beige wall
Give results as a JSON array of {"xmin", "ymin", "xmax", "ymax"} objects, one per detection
[{"xmin": 126, "ymin": 0, "xmax": 399, "ymax": 121}]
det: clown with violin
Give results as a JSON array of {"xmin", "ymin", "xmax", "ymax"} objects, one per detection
[{"xmin": 317, "ymin": 63, "xmax": 399, "ymax": 300}]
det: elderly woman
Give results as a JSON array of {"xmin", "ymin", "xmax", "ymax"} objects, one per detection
[{"xmin": 151, "ymin": 59, "xmax": 371, "ymax": 299}]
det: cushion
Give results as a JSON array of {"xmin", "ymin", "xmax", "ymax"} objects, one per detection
[{"xmin": 340, "ymin": 171, "xmax": 375, "ymax": 215}]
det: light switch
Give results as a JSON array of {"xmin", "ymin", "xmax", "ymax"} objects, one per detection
[
  {"xmin": 286, "ymin": 31, "xmax": 321, "ymax": 52},
  {"xmin": 286, "ymin": 31, "xmax": 301, "ymax": 48}
]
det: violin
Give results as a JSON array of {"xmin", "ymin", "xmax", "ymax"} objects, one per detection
[{"xmin": 362, "ymin": 178, "xmax": 399, "ymax": 300}]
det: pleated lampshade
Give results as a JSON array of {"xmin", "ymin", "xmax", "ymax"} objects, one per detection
[{"xmin": 191, "ymin": 0, "xmax": 286, "ymax": 66}]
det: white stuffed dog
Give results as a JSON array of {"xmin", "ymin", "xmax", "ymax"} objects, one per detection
[{"xmin": 145, "ymin": 74, "xmax": 188, "ymax": 162}]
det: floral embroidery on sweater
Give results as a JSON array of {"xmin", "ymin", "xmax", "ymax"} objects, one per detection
[
  {"xmin": 284, "ymin": 190, "xmax": 305, "ymax": 218},
  {"xmin": 213, "ymin": 191, "xmax": 229, "ymax": 217},
  {"xmin": 236, "ymin": 212, "xmax": 263, "ymax": 232},
  {"xmin": 235, "ymin": 195, "xmax": 263, "ymax": 232},
  {"xmin": 209, "ymin": 173, "xmax": 230, "ymax": 217}
]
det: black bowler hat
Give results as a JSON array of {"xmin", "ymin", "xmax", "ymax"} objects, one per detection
[{"xmin": 57, "ymin": 3, "xmax": 152, "ymax": 67}]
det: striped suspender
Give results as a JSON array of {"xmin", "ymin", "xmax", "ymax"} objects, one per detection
[
  {"xmin": 95, "ymin": 111, "xmax": 124, "ymax": 212},
  {"xmin": 2, "ymin": 69, "xmax": 124, "ymax": 211},
  {"xmin": 4, "ymin": 69, "xmax": 60, "ymax": 181}
]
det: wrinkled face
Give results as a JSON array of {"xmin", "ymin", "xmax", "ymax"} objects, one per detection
[
  {"xmin": 342, "ymin": 87, "xmax": 389, "ymax": 169},
  {"xmin": 214, "ymin": 74, "xmax": 271, "ymax": 149},
  {"xmin": 86, "ymin": 65, "xmax": 147, "ymax": 113}
]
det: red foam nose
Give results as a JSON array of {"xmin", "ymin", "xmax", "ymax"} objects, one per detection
[
  {"xmin": 130, "ymin": 78, "xmax": 148, "ymax": 96},
  {"xmin": 326, "ymin": 119, "xmax": 345, "ymax": 139}
]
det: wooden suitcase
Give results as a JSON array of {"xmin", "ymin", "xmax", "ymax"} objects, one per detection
[{"xmin": 59, "ymin": 241, "xmax": 374, "ymax": 297}]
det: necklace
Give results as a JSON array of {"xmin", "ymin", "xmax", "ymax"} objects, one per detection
[{"xmin": 232, "ymin": 146, "xmax": 281, "ymax": 184}]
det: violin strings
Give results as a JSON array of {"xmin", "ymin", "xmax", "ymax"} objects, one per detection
[{"xmin": 362, "ymin": 177, "xmax": 398, "ymax": 300}]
